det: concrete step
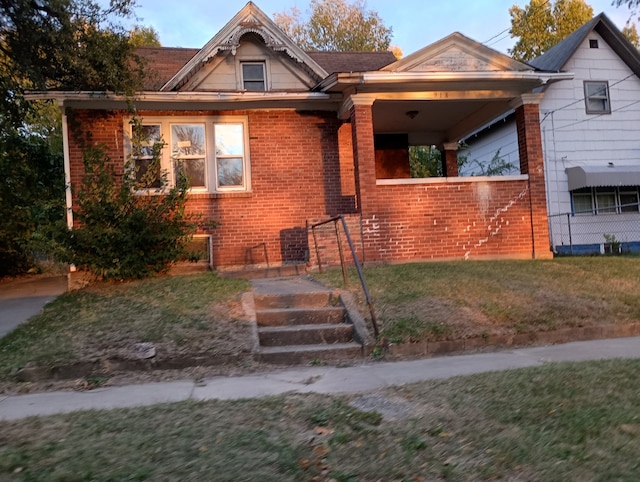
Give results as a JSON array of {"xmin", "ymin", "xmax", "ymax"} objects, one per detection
[
  {"xmin": 256, "ymin": 306, "xmax": 346, "ymax": 327},
  {"xmin": 253, "ymin": 291, "xmax": 335, "ymax": 310},
  {"xmin": 257, "ymin": 342, "xmax": 363, "ymax": 365},
  {"xmin": 221, "ymin": 264, "xmax": 306, "ymax": 279},
  {"xmin": 258, "ymin": 323, "xmax": 353, "ymax": 347}
]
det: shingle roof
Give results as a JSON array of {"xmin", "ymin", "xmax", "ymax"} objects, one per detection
[
  {"xmin": 307, "ymin": 51, "xmax": 397, "ymax": 74},
  {"xmin": 135, "ymin": 47, "xmax": 397, "ymax": 90},
  {"xmin": 529, "ymin": 16, "xmax": 601, "ymax": 71},
  {"xmin": 135, "ymin": 47, "xmax": 199, "ymax": 90},
  {"xmin": 529, "ymin": 12, "xmax": 640, "ymax": 78}
]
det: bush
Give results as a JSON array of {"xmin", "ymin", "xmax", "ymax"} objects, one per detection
[{"xmin": 63, "ymin": 121, "xmax": 199, "ymax": 280}]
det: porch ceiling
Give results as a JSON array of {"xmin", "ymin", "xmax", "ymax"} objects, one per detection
[
  {"xmin": 372, "ymin": 98, "xmax": 513, "ymax": 146},
  {"xmin": 325, "ymin": 70, "xmax": 573, "ymax": 146}
]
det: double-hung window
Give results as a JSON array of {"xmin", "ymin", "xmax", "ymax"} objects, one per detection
[
  {"xmin": 131, "ymin": 124, "xmax": 163, "ymax": 189},
  {"xmin": 584, "ymin": 81, "xmax": 611, "ymax": 114},
  {"xmin": 241, "ymin": 62, "xmax": 266, "ymax": 91},
  {"xmin": 126, "ymin": 116, "xmax": 250, "ymax": 193},
  {"xmin": 171, "ymin": 124, "xmax": 207, "ymax": 189},
  {"xmin": 214, "ymin": 123, "xmax": 245, "ymax": 188}
]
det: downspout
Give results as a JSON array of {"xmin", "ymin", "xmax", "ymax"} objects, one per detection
[{"xmin": 60, "ymin": 105, "xmax": 73, "ymax": 230}]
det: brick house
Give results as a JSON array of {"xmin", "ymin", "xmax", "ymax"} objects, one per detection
[{"xmin": 33, "ymin": 2, "xmax": 571, "ymax": 271}]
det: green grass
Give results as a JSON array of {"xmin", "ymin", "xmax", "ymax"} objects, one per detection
[
  {"xmin": 1, "ymin": 359, "xmax": 639, "ymax": 480},
  {"xmin": 314, "ymin": 257, "xmax": 640, "ymax": 342},
  {"xmin": 0, "ymin": 274, "xmax": 250, "ymax": 380}
]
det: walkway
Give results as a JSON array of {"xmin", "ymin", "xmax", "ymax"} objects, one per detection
[
  {"xmin": 2, "ymin": 335, "xmax": 639, "ymax": 421},
  {"xmin": 0, "ymin": 275, "xmax": 67, "ymax": 338}
]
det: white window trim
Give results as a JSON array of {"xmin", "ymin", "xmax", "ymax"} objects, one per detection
[
  {"xmin": 584, "ymin": 81, "xmax": 611, "ymax": 115},
  {"xmin": 236, "ymin": 57, "xmax": 269, "ymax": 91},
  {"xmin": 123, "ymin": 115, "xmax": 251, "ymax": 194},
  {"xmin": 571, "ymin": 186, "xmax": 640, "ymax": 215}
]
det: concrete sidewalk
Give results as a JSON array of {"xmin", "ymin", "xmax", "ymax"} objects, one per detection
[
  {"xmin": 2, "ymin": 335, "xmax": 639, "ymax": 421},
  {"xmin": 0, "ymin": 275, "xmax": 67, "ymax": 338}
]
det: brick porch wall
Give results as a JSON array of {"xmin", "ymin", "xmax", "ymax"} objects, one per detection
[
  {"xmin": 367, "ymin": 179, "xmax": 534, "ymax": 261},
  {"xmin": 515, "ymin": 101, "xmax": 552, "ymax": 259}
]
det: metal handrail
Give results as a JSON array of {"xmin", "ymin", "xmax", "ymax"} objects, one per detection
[{"xmin": 310, "ymin": 215, "xmax": 379, "ymax": 338}]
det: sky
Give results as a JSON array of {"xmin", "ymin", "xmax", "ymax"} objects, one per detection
[{"xmin": 120, "ymin": 0, "xmax": 637, "ymax": 56}]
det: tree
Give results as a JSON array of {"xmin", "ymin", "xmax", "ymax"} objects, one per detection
[
  {"xmin": 509, "ymin": 0, "xmax": 594, "ymax": 62},
  {"xmin": 458, "ymin": 148, "xmax": 517, "ymax": 177},
  {"xmin": 274, "ymin": 0, "xmax": 392, "ymax": 51},
  {"xmin": 409, "ymin": 146, "xmax": 443, "ymax": 178},
  {"xmin": 129, "ymin": 25, "xmax": 161, "ymax": 47},
  {"xmin": 0, "ymin": 0, "xmax": 146, "ymax": 276},
  {"xmin": 622, "ymin": 22, "xmax": 640, "ymax": 48}
]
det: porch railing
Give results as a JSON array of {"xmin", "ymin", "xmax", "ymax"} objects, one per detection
[{"xmin": 310, "ymin": 215, "xmax": 379, "ymax": 339}]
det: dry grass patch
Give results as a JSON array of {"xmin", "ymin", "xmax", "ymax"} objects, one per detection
[
  {"xmin": 314, "ymin": 257, "xmax": 640, "ymax": 342},
  {"xmin": 0, "ymin": 273, "xmax": 251, "ymax": 383}
]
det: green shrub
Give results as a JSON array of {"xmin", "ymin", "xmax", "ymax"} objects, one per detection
[{"xmin": 62, "ymin": 118, "xmax": 200, "ymax": 280}]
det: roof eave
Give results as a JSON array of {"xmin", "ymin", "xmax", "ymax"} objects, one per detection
[
  {"xmin": 317, "ymin": 71, "xmax": 574, "ymax": 92},
  {"xmin": 24, "ymin": 90, "xmax": 340, "ymax": 110}
]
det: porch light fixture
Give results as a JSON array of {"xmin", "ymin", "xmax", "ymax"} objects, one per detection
[{"xmin": 405, "ymin": 110, "xmax": 419, "ymax": 119}]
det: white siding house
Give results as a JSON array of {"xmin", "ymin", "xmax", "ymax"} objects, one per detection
[{"xmin": 462, "ymin": 13, "xmax": 640, "ymax": 255}]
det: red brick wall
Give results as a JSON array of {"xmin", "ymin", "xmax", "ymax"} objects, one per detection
[
  {"xmin": 363, "ymin": 180, "xmax": 534, "ymax": 262},
  {"xmin": 67, "ymin": 106, "xmax": 550, "ymax": 269},
  {"xmin": 67, "ymin": 109, "xmax": 357, "ymax": 268},
  {"xmin": 515, "ymin": 102, "xmax": 552, "ymax": 259}
]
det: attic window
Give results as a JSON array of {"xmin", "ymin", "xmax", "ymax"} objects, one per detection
[
  {"xmin": 589, "ymin": 39, "xmax": 599, "ymax": 48},
  {"xmin": 242, "ymin": 62, "xmax": 266, "ymax": 91}
]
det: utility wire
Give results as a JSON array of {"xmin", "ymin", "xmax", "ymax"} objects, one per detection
[{"xmin": 540, "ymin": 72, "xmax": 637, "ymax": 123}]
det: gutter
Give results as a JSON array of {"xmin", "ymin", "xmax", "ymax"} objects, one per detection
[
  {"xmin": 25, "ymin": 91, "xmax": 337, "ymax": 104},
  {"xmin": 316, "ymin": 70, "xmax": 574, "ymax": 92}
]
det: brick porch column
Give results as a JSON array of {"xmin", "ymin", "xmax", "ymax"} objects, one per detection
[
  {"xmin": 442, "ymin": 141, "xmax": 459, "ymax": 177},
  {"xmin": 512, "ymin": 93, "xmax": 552, "ymax": 259},
  {"xmin": 348, "ymin": 95, "xmax": 379, "ymax": 261}
]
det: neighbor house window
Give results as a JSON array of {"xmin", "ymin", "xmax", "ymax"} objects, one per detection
[
  {"xmin": 571, "ymin": 186, "xmax": 640, "ymax": 214},
  {"xmin": 132, "ymin": 124, "xmax": 163, "ymax": 189},
  {"xmin": 595, "ymin": 187, "xmax": 616, "ymax": 213},
  {"xmin": 619, "ymin": 189, "xmax": 640, "ymax": 212},
  {"xmin": 571, "ymin": 187, "xmax": 594, "ymax": 214},
  {"xmin": 126, "ymin": 116, "xmax": 250, "ymax": 193},
  {"xmin": 241, "ymin": 62, "xmax": 266, "ymax": 91},
  {"xmin": 584, "ymin": 81, "xmax": 610, "ymax": 114}
]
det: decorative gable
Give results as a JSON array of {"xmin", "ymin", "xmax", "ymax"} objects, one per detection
[
  {"xmin": 161, "ymin": 2, "xmax": 327, "ymax": 92},
  {"xmin": 383, "ymin": 32, "xmax": 531, "ymax": 73}
]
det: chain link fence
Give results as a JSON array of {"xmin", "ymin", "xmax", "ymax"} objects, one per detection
[{"xmin": 549, "ymin": 204, "xmax": 640, "ymax": 255}]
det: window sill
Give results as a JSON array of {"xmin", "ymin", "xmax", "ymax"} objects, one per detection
[{"xmin": 188, "ymin": 191, "xmax": 253, "ymax": 199}]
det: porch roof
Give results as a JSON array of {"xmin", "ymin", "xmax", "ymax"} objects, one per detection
[{"xmin": 321, "ymin": 70, "xmax": 572, "ymax": 145}]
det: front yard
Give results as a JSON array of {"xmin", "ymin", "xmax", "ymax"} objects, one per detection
[
  {"xmin": 2, "ymin": 359, "xmax": 639, "ymax": 480},
  {"xmin": 315, "ymin": 257, "xmax": 640, "ymax": 343},
  {"xmin": 2, "ymin": 257, "xmax": 640, "ymax": 391},
  {"xmin": 0, "ymin": 274, "xmax": 252, "ymax": 390}
]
